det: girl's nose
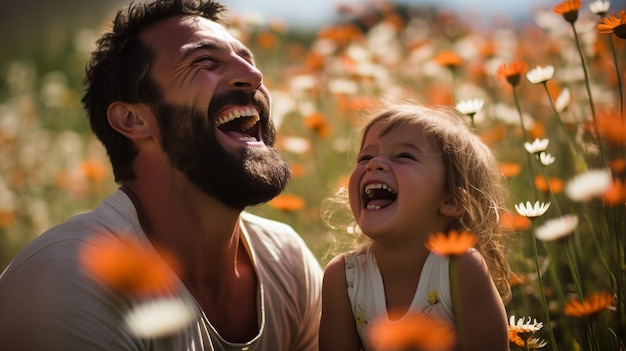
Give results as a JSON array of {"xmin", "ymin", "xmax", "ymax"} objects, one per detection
[{"xmin": 365, "ymin": 157, "xmax": 389, "ymax": 172}]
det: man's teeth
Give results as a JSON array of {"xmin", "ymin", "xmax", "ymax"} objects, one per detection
[{"xmin": 216, "ymin": 107, "xmax": 260, "ymax": 131}]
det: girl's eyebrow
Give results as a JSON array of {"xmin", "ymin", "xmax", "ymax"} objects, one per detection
[{"xmin": 360, "ymin": 142, "xmax": 425, "ymax": 153}]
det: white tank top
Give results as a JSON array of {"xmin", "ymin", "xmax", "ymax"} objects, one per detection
[{"xmin": 344, "ymin": 245, "xmax": 455, "ymax": 350}]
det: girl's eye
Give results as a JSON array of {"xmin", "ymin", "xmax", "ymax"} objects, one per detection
[
  {"xmin": 397, "ymin": 152, "xmax": 416, "ymax": 160},
  {"xmin": 357, "ymin": 155, "xmax": 373, "ymax": 163}
]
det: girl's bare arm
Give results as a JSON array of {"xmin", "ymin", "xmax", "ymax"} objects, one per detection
[
  {"xmin": 319, "ymin": 255, "xmax": 362, "ymax": 351},
  {"xmin": 452, "ymin": 249, "xmax": 509, "ymax": 350}
]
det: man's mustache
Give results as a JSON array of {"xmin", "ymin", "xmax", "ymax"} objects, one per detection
[{"xmin": 206, "ymin": 90, "xmax": 270, "ymax": 126}]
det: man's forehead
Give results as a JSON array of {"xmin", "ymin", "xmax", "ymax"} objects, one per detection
[{"xmin": 140, "ymin": 16, "xmax": 238, "ymax": 48}]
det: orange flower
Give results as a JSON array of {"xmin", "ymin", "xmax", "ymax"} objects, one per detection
[
  {"xmin": 255, "ymin": 30, "xmax": 279, "ymax": 50},
  {"xmin": 268, "ymin": 194, "xmax": 306, "ymax": 212},
  {"xmin": 595, "ymin": 110, "xmax": 626, "ymax": 145},
  {"xmin": 499, "ymin": 211, "xmax": 531, "ymax": 231},
  {"xmin": 289, "ymin": 163, "xmax": 306, "ymax": 178},
  {"xmin": 553, "ymin": 0, "xmax": 582, "ymax": 23},
  {"xmin": 369, "ymin": 312, "xmax": 456, "ymax": 350},
  {"xmin": 80, "ymin": 235, "xmax": 179, "ymax": 296},
  {"xmin": 528, "ymin": 122, "xmax": 545, "ymax": 140},
  {"xmin": 509, "ymin": 272, "xmax": 530, "ymax": 287},
  {"xmin": 602, "ymin": 178, "xmax": 626, "ymax": 206},
  {"xmin": 608, "ymin": 158, "xmax": 626, "ymax": 175},
  {"xmin": 0, "ymin": 210, "xmax": 16, "ymax": 228},
  {"xmin": 598, "ymin": 10, "xmax": 626, "ymax": 39},
  {"xmin": 534, "ymin": 175, "xmax": 564, "ymax": 194},
  {"xmin": 425, "ymin": 230, "xmax": 477, "ymax": 256},
  {"xmin": 434, "ymin": 50, "xmax": 463, "ymax": 69},
  {"xmin": 304, "ymin": 112, "xmax": 331, "ymax": 138},
  {"xmin": 80, "ymin": 159, "xmax": 110, "ymax": 183},
  {"xmin": 564, "ymin": 292, "xmax": 615, "ymax": 317},
  {"xmin": 499, "ymin": 162, "xmax": 521, "ymax": 178},
  {"xmin": 317, "ymin": 24, "xmax": 363, "ymax": 46},
  {"xmin": 497, "ymin": 61, "xmax": 528, "ymax": 87},
  {"xmin": 508, "ymin": 329, "xmax": 525, "ymax": 347}
]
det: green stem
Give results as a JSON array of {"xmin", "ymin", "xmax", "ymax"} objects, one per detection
[
  {"xmin": 541, "ymin": 82, "xmax": 586, "ymax": 171},
  {"xmin": 606, "ymin": 34, "xmax": 623, "ymax": 118},
  {"xmin": 513, "ymin": 87, "xmax": 540, "ymax": 201},
  {"xmin": 570, "ymin": 22, "xmax": 607, "ymax": 165},
  {"xmin": 449, "ymin": 256, "xmax": 468, "ymax": 349},
  {"xmin": 530, "ymin": 221, "xmax": 558, "ymax": 351}
]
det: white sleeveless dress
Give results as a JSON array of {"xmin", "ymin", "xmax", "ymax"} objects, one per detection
[{"xmin": 343, "ymin": 245, "xmax": 455, "ymax": 350}]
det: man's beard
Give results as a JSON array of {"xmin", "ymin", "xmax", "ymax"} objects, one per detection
[{"xmin": 154, "ymin": 100, "xmax": 290, "ymax": 210}]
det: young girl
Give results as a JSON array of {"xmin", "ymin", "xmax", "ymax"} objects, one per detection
[{"xmin": 319, "ymin": 103, "xmax": 511, "ymax": 351}]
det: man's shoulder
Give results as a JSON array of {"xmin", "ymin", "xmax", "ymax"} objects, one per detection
[{"xmin": 240, "ymin": 211, "xmax": 298, "ymax": 237}]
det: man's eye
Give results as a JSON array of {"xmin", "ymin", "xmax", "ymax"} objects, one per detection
[{"xmin": 194, "ymin": 57, "xmax": 218, "ymax": 65}]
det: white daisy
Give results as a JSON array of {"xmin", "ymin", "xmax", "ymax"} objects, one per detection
[
  {"xmin": 555, "ymin": 88, "xmax": 571, "ymax": 112},
  {"xmin": 527, "ymin": 338, "xmax": 548, "ymax": 348},
  {"xmin": 524, "ymin": 138, "xmax": 550, "ymax": 154},
  {"xmin": 526, "ymin": 65, "xmax": 555, "ymax": 84},
  {"xmin": 509, "ymin": 315, "xmax": 544, "ymax": 333},
  {"xmin": 515, "ymin": 201, "xmax": 550, "ymax": 218},
  {"xmin": 125, "ymin": 297, "xmax": 196, "ymax": 338},
  {"xmin": 566, "ymin": 168, "xmax": 613, "ymax": 202},
  {"xmin": 539, "ymin": 152, "xmax": 555, "ymax": 166},
  {"xmin": 589, "ymin": 0, "xmax": 610, "ymax": 15},
  {"xmin": 535, "ymin": 214, "xmax": 579, "ymax": 241},
  {"xmin": 456, "ymin": 98, "xmax": 484, "ymax": 116},
  {"xmin": 281, "ymin": 136, "xmax": 311, "ymax": 155}
]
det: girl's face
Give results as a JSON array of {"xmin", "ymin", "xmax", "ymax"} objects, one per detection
[{"xmin": 348, "ymin": 121, "xmax": 456, "ymax": 245}]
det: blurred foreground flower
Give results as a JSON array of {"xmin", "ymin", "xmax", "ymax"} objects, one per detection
[
  {"xmin": 80, "ymin": 235, "xmax": 179, "ymax": 295},
  {"xmin": 602, "ymin": 178, "xmax": 626, "ymax": 205},
  {"xmin": 535, "ymin": 214, "xmax": 579, "ymax": 241},
  {"xmin": 268, "ymin": 194, "xmax": 306, "ymax": 212},
  {"xmin": 564, "ymin": 292, "xmax": 615, "ymax": 317},
  {"xmin": 368, "ymin": 312, "xmax": 455, "ymax": 351},
  {"xmin": 565, "ymin": 168, "xmax": 613, "ymax": 201},
  {"xmin": 424, "ymin": 230, "xmax": 477, "ymax": 256},
  {"xmin": 595, "ymin": 110, "xmax": 626, "ymax": 145},
  {"xmin": 125, "ymin": 296, "xmax": 196, "ymax": 338}
]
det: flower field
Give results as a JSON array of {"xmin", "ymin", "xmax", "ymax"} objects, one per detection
[{"xmin": 1, "ymin": 0, "xmax": 625, "ymax": 349}]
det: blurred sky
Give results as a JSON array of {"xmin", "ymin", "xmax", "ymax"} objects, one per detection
[{"xmin": 221, "ymin": 0, "xmax": 563, "ymax": 28}]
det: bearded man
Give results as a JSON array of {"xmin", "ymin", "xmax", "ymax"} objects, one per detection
[{"xmin": 0, "ymin": 1, "xmax": 322, "ymax": 350}]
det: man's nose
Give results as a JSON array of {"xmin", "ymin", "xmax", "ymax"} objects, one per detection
[{"xmin": 229, "ymin": 57, "xmax": 263, "ymax": 91}]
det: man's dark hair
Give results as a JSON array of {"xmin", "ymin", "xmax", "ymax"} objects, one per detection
[{"xmin": 81, "ymin": 0, "xmax": 227, "ymax": 182}]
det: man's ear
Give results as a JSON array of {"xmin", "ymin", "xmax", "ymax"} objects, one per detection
[
  {"xmin": 107, "ymin": 102, "xmax": 152, "ymax": 140},
  {"xmin": 439, "ymin": 192, "xmax": 466, "ymax": 218}
]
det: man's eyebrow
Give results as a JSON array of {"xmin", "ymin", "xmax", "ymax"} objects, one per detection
[
  {"xmin": 181, "ymin": 42, "xmax": 220, "ymax": 60},
  {"xmin": 181, "ymin": 42, "xmax": 255, "ymax": 61}
]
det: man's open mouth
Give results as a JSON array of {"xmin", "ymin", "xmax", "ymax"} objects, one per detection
[
  {"xmin": 215, "ymin": 106, "xmax": 261, "ymax": 142},
  {"xmin": 362, "ymin": 182, "xmax": 397, "ymax": 210}
]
